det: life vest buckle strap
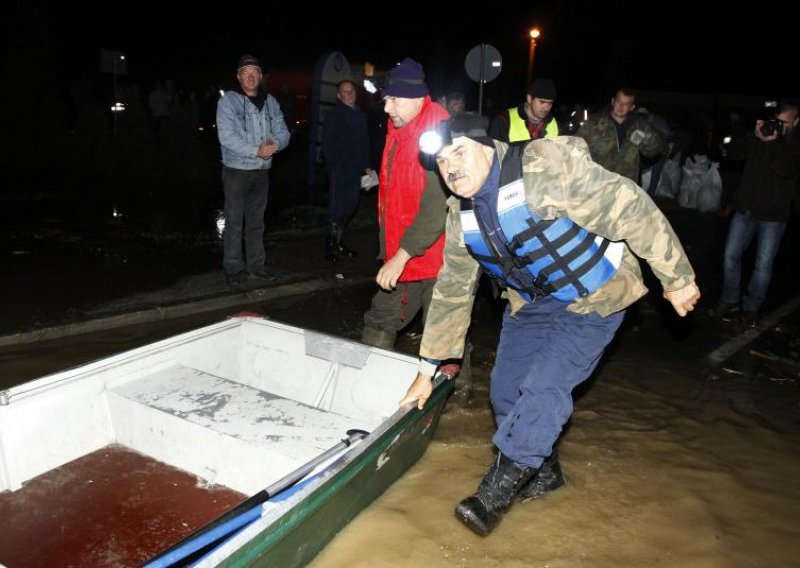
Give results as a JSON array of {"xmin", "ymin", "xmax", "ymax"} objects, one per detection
[{"xmin": 533, "ymin": 273, "xmax": 556, "ymax": 296}]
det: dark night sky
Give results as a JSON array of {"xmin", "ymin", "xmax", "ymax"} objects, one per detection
[{"xmin": 8, "ymin": 2, "xmax": 796, "ymax": 109}]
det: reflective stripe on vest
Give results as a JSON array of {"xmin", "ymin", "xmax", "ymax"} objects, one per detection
[{"xmin": 461, "ymin": 178, "xmax": 622, "ymax": 302}]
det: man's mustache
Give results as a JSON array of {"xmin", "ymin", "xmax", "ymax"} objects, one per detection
[{"xmin": 447, "ymin": 171, "xmax": 465, "ymax": 183}]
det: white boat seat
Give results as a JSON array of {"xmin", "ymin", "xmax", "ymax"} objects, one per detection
[{"xmin": 106, "ymin": 363, "xmax": 373, "ymax": 494}]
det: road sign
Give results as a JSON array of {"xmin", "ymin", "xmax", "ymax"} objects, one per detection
[
  {"xmin": 464, "ymin": 44, "xmax": 502, "ymax": 115},
  {"xmin": 465, "ymin": 44, "xmax": 502, "ymax": 84}
]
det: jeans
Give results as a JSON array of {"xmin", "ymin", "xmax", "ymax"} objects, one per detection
[
  {"xmin": 490, "ymin": 296, "xmax": 624, "ymax": 468},
  {"xmin": 721, "ymin": 211, "xmax": 786, "ymax": 313},
  {"xmin": 222, "ymin": 166, "xmax": 270, "ymax": 275}
]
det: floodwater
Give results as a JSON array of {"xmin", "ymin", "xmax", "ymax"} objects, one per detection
[
  {"xmin": 307, "ymin": 300, "xmax": 800, "ymax": 567},
  {"xmin": 316, "ymin": 366, "xmax": 800, "ymax": 566},
  {"xmin": 2, "ymin": 283, "xmax": 799, "ymax": 567}
]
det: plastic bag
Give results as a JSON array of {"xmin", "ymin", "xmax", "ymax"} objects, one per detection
[
  {"xmin": 640, "ymin": 167, "xmax": 652, "ymax": 193},
  {"xmin": 678, "ymin": 155, "xmax": 709, "ymax": 209},
  {"xmin": 655, "ymin": 152, "xmax": 681, "ymax": 199},
  {"xmin": 360, "ymin": 170, "xmax": 379, "ymax": 191},
  {"xmin": 696, "ymin": 161, "xmax": 722, "ymax": 212}
]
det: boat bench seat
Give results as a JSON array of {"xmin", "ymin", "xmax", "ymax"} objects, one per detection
[{"xmin": 105, "ymin": 363, "xmax": 373, "ymax": 494}]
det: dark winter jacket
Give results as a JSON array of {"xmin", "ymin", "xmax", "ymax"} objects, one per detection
[
  {"xmin": 729, "ymin": 129, "xmax": 800, "ymax": 222},
  {"xmin": 322, "ymin": 102, "xmax": 370, "ymax": 175}
]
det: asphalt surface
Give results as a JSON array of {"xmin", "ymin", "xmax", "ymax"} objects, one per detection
[{"xmin": 1, "ymin": 191, "xmax": 383, "ymax": 345}]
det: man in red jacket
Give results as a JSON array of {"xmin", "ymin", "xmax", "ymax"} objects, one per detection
[{"xmin": 361, "ymin": 58, "xmax": 451, "ymax": 349}]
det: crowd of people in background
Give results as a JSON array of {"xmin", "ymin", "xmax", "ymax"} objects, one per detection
[
  {"xmin": 68, "ymin": 61, "xmax": 789, "ymax": 205},
  {"xmin": 63, "ymin": 51, "xmax": 799, "ymax": 336}
]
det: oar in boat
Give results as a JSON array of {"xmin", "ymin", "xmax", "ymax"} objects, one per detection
[{"xmin": 142, "ymin": 428, "xmax": 370, "ymax": 568}]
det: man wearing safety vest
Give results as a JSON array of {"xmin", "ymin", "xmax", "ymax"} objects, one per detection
[
  {"xmin": 402, "ymin": 113, "xmax": 700, "ymax": 536},
  {"xmin": 489, "ymin": 78, "xmax": 560, "ymax": 143}
]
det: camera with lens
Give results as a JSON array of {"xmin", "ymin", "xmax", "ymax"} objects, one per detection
[{"xmin": 760, "ymin": 119, "xmax": 785, "ymax": 137}]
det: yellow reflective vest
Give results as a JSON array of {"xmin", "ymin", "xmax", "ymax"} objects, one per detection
[{"xmin": 507, "ymin": 107, "xmax": 560, "ymax": 142}]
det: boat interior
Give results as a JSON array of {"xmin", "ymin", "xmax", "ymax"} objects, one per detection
[{"xmin": 0, "ymin": 317, "xmax": 416, "ymax": 566}]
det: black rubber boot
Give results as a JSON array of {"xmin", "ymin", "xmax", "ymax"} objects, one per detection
[
  {"xmin": 332, "ymin": 222, "xmax": 356, "ymax": 259},
  {"xmin": 361, "ymin": 326, "xmax": 396, "ymax": 349},
  {"xmin": 455, "ymin": 452, "xmax": 536, "ymax": 536},
  {"xmin": 325, "ymin": 234, "xmax": 338, "ymax": 262},
  {"xmin": 517, "ymin": 449, "xmax": 566, "ymax": 502}
]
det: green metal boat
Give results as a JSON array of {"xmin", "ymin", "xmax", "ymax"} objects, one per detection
[{"xmin": 0, "ymin": 316, "xmax": 453, "ymax": 567}]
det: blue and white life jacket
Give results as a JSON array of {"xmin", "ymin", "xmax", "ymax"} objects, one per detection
[{"xmin": 460, "ymin": 147, "xmax": 623, "ymax": 302}]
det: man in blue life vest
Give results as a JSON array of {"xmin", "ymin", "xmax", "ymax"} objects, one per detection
[{"xmin": 401, "ymin": 113, "xmax": 700, "ymax": 536}]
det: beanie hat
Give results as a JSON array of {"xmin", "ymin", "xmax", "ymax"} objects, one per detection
[
  {"xmin": 421, "ymin": 113, "xmax": 494, "ymax": 155},
  {"xmin": 529, "ymin": 78, "xmax": 557, "ymax": 100},
  {"xmin": 383, "ymin": 57, "xmax": 429, "ymax": 98},
  {"xmin": 237, "ymin": 54, "xmax": 261, "ymax": 71},
  {"xmin": 449, "ymin": 112, "xmax": 494, "ymax": 148}
]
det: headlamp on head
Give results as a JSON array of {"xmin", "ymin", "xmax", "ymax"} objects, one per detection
[
  {"xmin": 419, "ymin": 120, "xmax": 452, "ymax": 156},
  {"xmin": 418, "ymin": 113, "xmax": 493, "ymax": 156}
]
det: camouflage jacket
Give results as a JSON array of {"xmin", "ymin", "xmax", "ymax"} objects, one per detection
[
  {"xmin": 576, "ymin": 108, "xmax": 665, "ymax": 182},
  {"xmin": 420, "ymin": 136, "xmax": 696, "ymax": 361}
]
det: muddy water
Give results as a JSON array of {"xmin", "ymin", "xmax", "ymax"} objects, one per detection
[
  {"xmin": 312, "ymin": 357, "xmax": 800, "ymax": 567},
  {"xmin": 2, "ymin": 290, "xmax": 799, "ymax": 566}
]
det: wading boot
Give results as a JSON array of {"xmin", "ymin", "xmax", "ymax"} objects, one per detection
[
  {"xmin": 325, "ymin": 234, "xmax": 338, "ymax": 262},
  {"xmin": 455, "ymin": 452, "xmax": 536, "ymax": 536},
  {"xmin": 361, "ymin": 326, "xmax": 396, "ymax": 349},
  {"xmin": 517, "ymin": 449, "xmax": 566, "ymax": 502},
  {"xmin": 332, "ymin": 222, "xmax": 356, "ymax": 259}
]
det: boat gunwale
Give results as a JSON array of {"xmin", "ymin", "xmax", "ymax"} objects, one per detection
[
  {"xmin": 195, "ymin": 375, "xmax": 452, "ymax": 567},
  {"xmin": 0, "ymin": 318, "xmax": 243, "ymax": 404},
  {"xmin": 1, "ymin": 316, "xmax": 419, "ymax": 405}
]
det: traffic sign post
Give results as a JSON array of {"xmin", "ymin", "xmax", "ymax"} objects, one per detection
[{"xmin": 464, "ymin": 44, "xmax": 502, "ymax": 116}]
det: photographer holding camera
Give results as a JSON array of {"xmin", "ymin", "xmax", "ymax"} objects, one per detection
[{"xmin": 713, "ymin": 101, "xmax": 800, "ymax": 327}]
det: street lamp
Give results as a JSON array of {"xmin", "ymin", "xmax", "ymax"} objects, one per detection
[{"xmin": 527, "ymin": 27, "xmax": 541, "ymax": 88}]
